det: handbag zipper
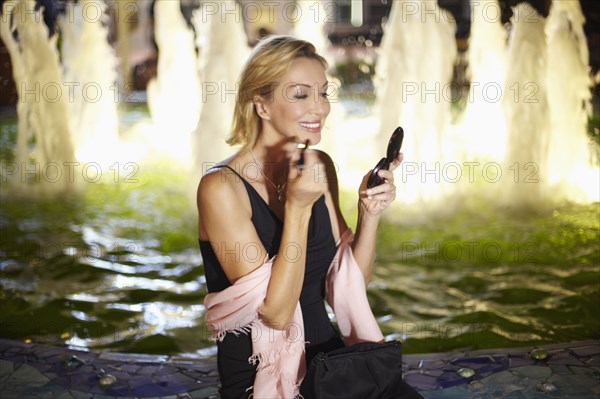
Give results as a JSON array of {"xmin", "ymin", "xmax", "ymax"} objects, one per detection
[
  {"xmin": 313, "ymin": 352, "xmax": 328, "ymax": 370},
  {"xmin": 321, "ymin": 342, "xmax": 401, "ymax": 360}
]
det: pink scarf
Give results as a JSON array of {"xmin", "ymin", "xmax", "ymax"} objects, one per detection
[{"xmin": 204, "ymin": 230, "xmax": 384, "ymax": 398}]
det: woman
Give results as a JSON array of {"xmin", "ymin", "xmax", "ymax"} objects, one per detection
[{"xmin": 197, "ymin": 36, "xmax": 415, "ymax": 398}]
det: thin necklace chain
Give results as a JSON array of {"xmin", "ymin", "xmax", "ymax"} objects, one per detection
[{"xmin": 249, "ymin": 147, "xmax": 287, "ymax": 201}]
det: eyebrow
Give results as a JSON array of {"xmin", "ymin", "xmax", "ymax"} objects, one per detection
[{"xmin": 292, "ymin": 82, "xmax": 330, "ymax": 89}]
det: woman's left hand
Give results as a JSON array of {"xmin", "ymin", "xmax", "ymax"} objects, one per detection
[{"xmin": 358, "ymin": 153, "xmax": 403, "ymax": 216}]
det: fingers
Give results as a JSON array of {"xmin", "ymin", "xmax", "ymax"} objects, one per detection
[
  {"xmin": 362, "ymin": 170, "xmax": 396, "ymax": 198},
  {"xmin": 288, "ymin": 151, "xmax": 306, "ymax": 182},
  {"xmin": 376, "ymin": 168, "xmax": 395, "ymax": 184},
  {"xmin": 291, "ymin": 148, "xmax": 312, "ymax": 172},
  {"xmin": 288, "ymin": 150, "xmax": 327, "ymax": 186},
  {"xmin": 288, "ymin": 146, "xmax": 302, "ymax": 165},
  {"xmin": 363, "ymin": 182, "xmax": 396, "ymax": 200},
  {"xmin": 287, "ymin": 160, "xmax": 302, "ymax": 181},
  {"xmin": 388, "ymin": 152, "xmax": 404, "ymax": 172},
  {"xmin": 289, "ymin": 143, "xmax": 312, "ymax": 167},
  {"xmin": 358, "ymin": 153, "xmax": 402, "ymax": 210}
]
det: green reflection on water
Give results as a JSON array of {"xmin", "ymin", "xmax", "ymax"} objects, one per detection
[
  {"xmin": 365, "ymin": 200, "xmax": 599, "ymax": 354},
  {"xmin": 0, "ymin": 163, "xmax": 598, "ymax": 357}
]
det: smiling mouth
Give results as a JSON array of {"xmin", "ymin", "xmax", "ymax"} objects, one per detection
[{"xmin": 299, "ymin": 122, "xmax": 321, "ymax": 130}]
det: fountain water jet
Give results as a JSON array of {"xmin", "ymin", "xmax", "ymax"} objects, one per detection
[
  {"xmin": 2, "ymin": 0, "xmax": 597, "ymax": 208},
  {"xmin": 0, "ymin": 0, "xmax": 76, "ymax": 196},
  {"xmin": 457, "ymin": 0, "xmax": 507, "ymax": 162},
  {"xmin": 291, "ymin": 0, "xmax": 328, "ymax": 56},
  {"xmin": 501, "ymin": 3, "xmax": 551, "ymax": 208},
  {"xmin": 146, "ymin": 0, "xmax": 201, "ymax": 164},
  {"xmin": 373, "ymin": 0, "xmax": 457, "ymax": 205},
  {"xmin": 60, "ymin": 0, "xmax": 119, "ymax": 164},
  {"xmin": 545, "ymin": 0, "xmax": 598, "ymax": 202},
  {"xmin": 368, "ymin": 0, "xmax": 598, "ymax": 212},
  {"xmin": 191, "ymin": 0, "xmax": 249, "ymax": 174}
]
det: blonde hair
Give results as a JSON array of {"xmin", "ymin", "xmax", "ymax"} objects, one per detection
[{"xmin": 227, "ymin": 36, "xmax": 328, "ymax": 149}]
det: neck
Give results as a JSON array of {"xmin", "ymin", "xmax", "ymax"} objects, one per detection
[{"xmin": 248, "ymin": 144, "xmax": 288, "ymax": 187}]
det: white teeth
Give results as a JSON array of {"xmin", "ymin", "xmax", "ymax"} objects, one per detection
[{"xmin": 300, "ymin": 122, "xmax": 320, "ymax": 129}]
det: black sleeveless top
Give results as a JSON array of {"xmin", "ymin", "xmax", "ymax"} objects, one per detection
[{"xmin": 199, "ymin": 165, "xmax": 343, "ymax": 399}]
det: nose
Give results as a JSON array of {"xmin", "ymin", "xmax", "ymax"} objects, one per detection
[{"xmin": 312, "ymin": 92, "xmax": 330, "ymax": 117}]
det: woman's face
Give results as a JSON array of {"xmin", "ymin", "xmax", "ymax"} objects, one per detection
[{"xmin": 258, "ymin": 57, "xmax": 330, "ymax": 146}]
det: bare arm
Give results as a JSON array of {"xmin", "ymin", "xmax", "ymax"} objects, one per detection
[
  {"xmin": 351, "ymin": 209, "xmax": 381, "ymax": 284},
  {"xmin": 197, "ymin": 152, "xmax": 326, "ymax": 328},
  {"xmin": 260, "ymin": 203, "xmax": 311, "ymax": 328},
  {"xmin": 352, "ymin": 154, "xmax": 402, "ymax": 283},
  {"xmin": 317, "ymin": 151, "xmax": 403, "ymax": 285},
  {"xmin": 198, "ymin": 168, "xmax": 268, "ymax": 282}
]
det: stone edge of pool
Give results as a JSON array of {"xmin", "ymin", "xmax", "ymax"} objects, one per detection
[{"xmin": 0, "ymin": 338, "xmax": 598, "ymax": 398}]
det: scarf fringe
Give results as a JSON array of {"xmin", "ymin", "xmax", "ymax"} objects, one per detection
[
  {"xmin": 209, "ymin": 320, "xmax": 306, "ymax": 396},
  {"xmin": 248, "ymin": 338, "xmax": 305, "ymax": 367},
  {"xmin": 249, "ymin": 330, "xmax": 305, "ymax": 399},
  {"xmin": 208, "ymin": 320, "xmax": 256, "ymax": 342}
]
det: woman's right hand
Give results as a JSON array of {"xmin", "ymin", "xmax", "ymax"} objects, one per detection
[{"xmin": 285, "ymin": 149, "xmax": 327, "ymax": 210}]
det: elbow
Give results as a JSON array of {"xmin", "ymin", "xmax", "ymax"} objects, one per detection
[{"xmin": 258, "ymin": 304, "xmax": 295, "ymax": 330}]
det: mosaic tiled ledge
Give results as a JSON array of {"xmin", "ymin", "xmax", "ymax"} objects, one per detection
[
  {"xmin": 0, "ymin": 339, "xmax": 220, "ymax": 398},
  {"xmin": 402, "ymin": 340, "xmax": 600, "ymax": 398},
  {"xmin": 1, "ymin": 338, "xmax": 599, "ymax": 398}
]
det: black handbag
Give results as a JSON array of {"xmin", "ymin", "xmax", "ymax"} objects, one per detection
[{"xmin": 300, "ymin": 340, "xmax": 404, "ymax": 399}]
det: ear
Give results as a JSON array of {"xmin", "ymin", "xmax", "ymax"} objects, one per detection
[{"xmin": 253, "ymin": 95, "xmax": 271, "ymax": 120}]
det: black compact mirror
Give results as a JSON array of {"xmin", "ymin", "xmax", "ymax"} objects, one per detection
[{"xmin": 366, "ymin": 127, "xmax": 404, "ymax": 189}]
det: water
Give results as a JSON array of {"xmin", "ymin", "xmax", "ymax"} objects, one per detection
[
  {"xmin": 0, "ymin": 139, "xmax": 598, "ymax": 356},
  {"xmin": 1, "ymin": 0, "xmax": 598, "ymax": 358},
  {"xmin": 146, "ymin": 0, "xmax": 200, "ymax": 163},
  {"xmin": 0, "ymin": 0, "xmax": 76, "ymax": 196},
  {"xmin": 501, "ymin": 3, "xmax": 551, "ymax": 208},
  {"xmin": 546, "ymin": 0, "xmax": 596, "ymax": 202},
  {"xmin": 191, "ymin": 0, "xmax": 249, "ymax": 173},
  {"xmin": 458, "ymin": 0, "xmax": 507, "ymax": 161},
  {"xmin": 60, "ymin": 0, "xmax": 119, "ymax": 163},
  {"xmin": 0, "ymin": 148, "xmax": 210, "ymax": 356},
  {"xmin": 373, "ymin": 0, "xmax": 458, "ymax": 204},
  {"xmin": 373, "ymin": 0, "xmax": 599, "ymax": 210}
]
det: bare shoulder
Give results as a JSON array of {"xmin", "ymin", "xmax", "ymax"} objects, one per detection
[
  {"xmin": 198, "ymin": 167, "xmax": 232, "ymax": 204},
  {"xmin": 199, "ymin": 164, "xmax": 251, "ymax": 205},
  {"xmin": 196, "ymin": 164, "xmax": 252, "ymax": 238}
]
